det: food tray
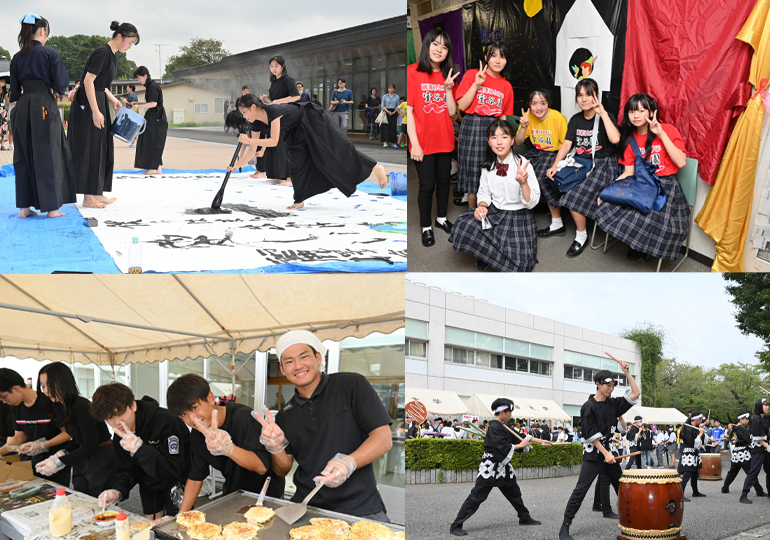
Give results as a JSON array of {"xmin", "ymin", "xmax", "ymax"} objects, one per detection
[{"xmin": 151, "ymin": 490, "xmax": 403, "ymax": 540}]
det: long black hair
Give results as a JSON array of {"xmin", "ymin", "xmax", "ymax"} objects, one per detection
[
  {"xmin": 110, "ymin": 21, "xmax": 140, "ymax": 44},
  {"xmin": 132, "ymin": 66, "xmax": 151, "ymax": 85},
  {"xmin": 754, "ymin": 398, "xmax": 768, "ymax": 416},
  {"xmin": 575, "ymin": 78, "xmax": 599, "ymax": 102},
  {"xmin": 18, "ymin": 15, "xmax": 49, "ymax": 57},
  {"xmin": 235, "ymin": 93, "xmax": 266, "ymax": 111},
  {"xmin": 417, "ymin": 27, "xmax": 454, "ymax": 79},
  {"xmin": 686, "ymin": 409, "xmax": 702, "ymax": 427},
  {"xmin": 483, "ymin": 41, "xmax": 512, "ymax": 81},
  {"xmin": 39, "ymin": 363, "xmax": 81, "ymax": 425},
  {"xmin": 620, "ymin": 93, "xmax": 658, "ymax": 160},
  {"xmin": 268, "ymin": 55, "xmax": 287, "ymax": 82},
  {"xmin": 482, "ymin": 119, "xmax": 519, "ymax": 171}
]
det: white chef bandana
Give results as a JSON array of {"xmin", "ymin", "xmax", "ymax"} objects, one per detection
[
  {"xmin": 738, "ymin": 412, "xmax": 750, "ymax": 420},
  {"xmin": 494, "ymin": 404, "xmax": 512, "ymax": 413},
  {"xmin": 276, "ymin": 330, "xmax": 327, "ymax": 363},
  {"xmin": 690, "ymin": 414, "xmax": 703, "ymax": 421}
]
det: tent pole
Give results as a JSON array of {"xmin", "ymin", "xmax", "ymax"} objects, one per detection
[{"xmin": 230, "ymin": 339, "xmax": 236, "ymax": 399}]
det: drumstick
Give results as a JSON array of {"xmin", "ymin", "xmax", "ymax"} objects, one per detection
[
  {"xmin": 501, "ymin": 423, "xmax": 524, "ymax": 441},
  {"xmin": 759, "ymin": 385, "xmax": 770, "ymax": 396},
  {"xmin": 707, "ymin": 409, "xmax": 711, "ymax": 424},
  {"xmin": 604, "ymin": 351, "xmax": 623, "ymax": 365},
  {"xmin": 614, "ymin": 451, "xmax": 641, "ymax": 461}
]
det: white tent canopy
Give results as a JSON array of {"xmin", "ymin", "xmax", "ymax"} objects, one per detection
[
  {"xmin": 465, "ymin": 393, "xmax": 571, "ymax": 421},
  {"xmin": 626, "ymin": 405, "xmax": 687, "ymax": 426},
  {"xmin": 405, "ymin": 388, "xmax": 470, "ymax": 416},
  {"xmin": 0, "ymin": 275, "xmax": 404, "ymax": 366}
]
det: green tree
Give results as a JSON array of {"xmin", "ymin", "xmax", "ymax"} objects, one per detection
[
  {"xmin": 654, "ymin": 357, "xmax": 709, "ymax": 414},
  {"xmin": 164, "ymin": 38, "xmax": 230, "ymax": 79},
  {"xmin": 0, "ymin": 46, "xmax": 11, "ymax": 60},
  {"xmin": 724, "ymin": 274, "xmax": 770, "ymax": 370},
  {"xmin": 46, "ymin": 35, "xmax": 136, "ymax": 81},
  {"xmin": 706, "ymin": 362, "xmax": 768, "ymax": 423},
  {"xmin": 621, "ymin": 323, "xmax": 667, "ymax": 407}
]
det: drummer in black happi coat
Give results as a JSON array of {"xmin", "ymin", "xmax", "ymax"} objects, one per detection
[
  {"xmin": 68, "ymin": 21, "xmax": 139, "ymax": 208},
  {"xmin": 130, "ymin": 66, "xmax": 167, "ymax": 175},
  {"xmin": 10, "ymin": 13, "xmax": 75, "ymax": 218}
]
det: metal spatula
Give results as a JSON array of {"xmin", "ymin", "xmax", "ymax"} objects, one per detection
[
  {"xmin": 236, "ymin": 476, "xmax": 271, "ymax": 514},
  {"xmin": 274, "ymin": 482, "xmax": 324, "ymax": 525}
]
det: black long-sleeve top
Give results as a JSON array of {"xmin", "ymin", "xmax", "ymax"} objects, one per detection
[
  {"xmin": 749, "ymin": 414, "xmax": 768, "ymax": 454},
  {"xmin": 59, "ymin": 396, "xmax": 111, "ymax": 466},
  {"xmin": 10, "ymin": 41, "xmax": 69, "ymax": 101}
]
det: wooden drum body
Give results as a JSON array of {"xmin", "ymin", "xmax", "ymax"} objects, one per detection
[
  {"xmin": 698, "ymin": 453, "xmax": 722, "ymax": 480},
  {"xmin": 618, "ymin": 469, "xmax": 684, "ymax": 540}
]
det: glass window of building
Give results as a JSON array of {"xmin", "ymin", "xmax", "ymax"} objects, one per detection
[
  {"xmin": 266, "ymin": 351, "xmax": 300, "ymax": 412},
  {"xmin": 74, "ymin": 364, "xmax": 96, "ymax": 399},
  {"xmin": 208, "ymin": 352, "xmax": 256, "ymax": 407},
  {"xmin": 130, "ymin": 361, "xmax": 160, "ymax": 403}
]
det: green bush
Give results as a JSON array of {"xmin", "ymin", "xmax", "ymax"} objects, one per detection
[
  {"xmin": 405, "ymin": 439, "xmax": 584, "ymax": 470},
  {"xmin": 59, "ymin": 104, "xmax": 70, "ymax": 124}
]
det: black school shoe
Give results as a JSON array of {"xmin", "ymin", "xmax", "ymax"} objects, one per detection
[
  {"xmin": 421, "ymin": 229, "xmax": 435, "ymax": 247},
  {"xmin": 603, "ymin": 512, "xmax": 619, "ymax": 519},
  {"xmin": 566, "ymin": 240, "xmax": 588, "ymax": 258},
  {"xmin": 519, "ymin": 516, "xmax": 541, "ymax": 525},
  {"xmin": 558, "ymin": 523, "xmax": 573, "ymax": 540},
  {"xmin": 692, "ymin": 492, "xmax": 706, "ymax": 497},
  {"xmin": 537, "ymin": 225, "xmax": 567, "ymax": 237},
  {"xmin": 450, "ymin": 526, "xmax": 468, "ymax": 536},
  {"xmin": 739, "ymin": 496, "xmax": 752, "ymax": 504},
  {"xmin": 721, "ymin": 486, "xmax": 729, "ymax": 493},
  {"xmin": 434, "ymin": 219, "xmax": 453, "ymax": 234}
]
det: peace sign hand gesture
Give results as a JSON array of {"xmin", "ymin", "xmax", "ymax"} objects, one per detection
[
  {"xmin": 515, "ymin": 159, "xmax": 530, "ymax": 185},
  {"xmin": 115, "ymin": 420, "xmax": 144, "ymax": 456},
  {"xmin": 519, "ymin": 108, "xmax": 530, "ymax": 129},
  {"xmin": 444, "ymin": 68, "xmax": 460, "ymax": 92},
  {"xmin": 591, "ymin": 96, "xmax": 606, "ymax": 116},
  {"xmin": 252, "ymin": 407, "xmax": 289, "ymax": 455},
  {"xmin": 646, "ymin": 110, "xmax": 663, "ymax": 136},
  {"xmin": 474, "ymin": 61, "xmax": 487, "ymax": 87},
  {"xmin": 195, "ymin": 409, "xmax": 235, "ymax": 457}
]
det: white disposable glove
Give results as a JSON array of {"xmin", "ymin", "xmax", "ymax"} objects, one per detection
[
  {"xmin": 251, "ymin": 408, "xmax": 289, "ymax": 455},
  {"xmin": 194, "ymin": 409, "xmax": 235, "ymax": 457},
  {"xmin": 114, "ymin": 421, "xmax": 143, "ymax": 456},
  {"xmin": 313, "ymin": 453, "xmax": 357, "ymax": 488},
  {"xmin": 98, "ymin": 489, "xmax": 121, "ymax": 507},
  {"xmin": 20, "ymin": 438, "xmax": 48, "ymax": 456},
  {"xmin": 36, "ymin": 454, "xmax": 66, "ymax": 476}
]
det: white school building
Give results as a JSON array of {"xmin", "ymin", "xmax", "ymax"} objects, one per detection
[{"xmin": 405, "ymin": 280, "xmax": 642, "ymax": 426}]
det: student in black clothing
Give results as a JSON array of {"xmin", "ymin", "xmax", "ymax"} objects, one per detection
[
  {"xmin": 624, "ymin": 416, "xmax": 643, "ymax": 469},
  {"xmin": 559, "ymin": 365, "xmax": 640, "ymax": 540},
  {"xmin": 252, "ymin": 330, "xmax": 393, "ymax": 521},
  {"xmin": 34, "ymin": 363, "xmax": 116, "ymax": 496},
  {"xmin": 225, "ymin": 95, "xmax": 388, "ymax": 210},
  {"xmin": 10, "ymin": 14, "xmax": 76, "ymax": 219},
  {"xmin": 130, "ymin": 67, "xmax": 167, "ymax": 176},
  {"xmin": 91, "ymin": 384, "xmax": 191, "ymax": 519},
  {"xmin": 740, "ymin": 398, "xmax": 770, "ymax": 504},
  {"xmin": 167, "ymin": 374, "xmax": 282, "ymax": 513},
  {"xmin": 0, "ymin": 368, "xmax": 72, "ymax": 486},
  {"xmin": 722, "ymin": 410, "xmax": 765, "ymax": 497},
  {"xmin": 679, "ymin": 409, "xmax": 707, "ymax": 501}
]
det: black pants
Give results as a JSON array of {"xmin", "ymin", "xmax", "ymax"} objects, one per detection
[
  {"xmin": 564, "ymin": 460, "xmax": 623, "ymax": 520},
  {"xmin": 414, "ymin": 152, "xmax": 452, "ymax": 228},
  {"xmin": 742, "ymin": 452, "xmax": 770, "ymax": 497},
  {"xmin": 452, "ymin": 479, "xmax": 530, "ymax": 529},
  {"xmin": 724, "ymin": 460, "xmax": 763, "ymax": 493},
  {"xmin": 681, "ymin": 470, "xmax": 700, "ymax": 495},
  {"xmin": 592, "ymin": 469, "xmax": 612, "ymax": 513},
  {"xmin": 139, "ymin": 484, "xmax": 178, "ymax": 516},
  {"xmin": 381, "ymin": 110, "xmax": 398, "ymax": 144},
  {"xmin": 72, "ymin": 443, "xmax": 117, "ymax": 498},
  {"xmin": 624, "ymin": 450, "xmax": 642, "ymax": 470}
]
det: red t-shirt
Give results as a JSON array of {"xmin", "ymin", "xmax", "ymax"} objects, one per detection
[
  {"xmin": 455, "ymin": 70, "xmax": 514, "ymax": 117},
  {"xmin": 620, "ymin": 123, "xmax": 685, "ymax": 177},
  {"xmin": 407, "ymin": 63, "xmax": 455, "ymax": 155}
]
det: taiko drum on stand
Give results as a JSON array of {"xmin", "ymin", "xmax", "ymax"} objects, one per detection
[{"xmin": 616, "ymin": 469, "xmax": 686, "ymax": 540}]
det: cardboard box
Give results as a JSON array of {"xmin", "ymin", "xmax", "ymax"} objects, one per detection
[
  {"xmin": 0, "ymin": 460, "xmax": 33, "ymax": 482},
  {"xmin": 3, "ymin": 455, "xmax": 21, "ymax": 463}
]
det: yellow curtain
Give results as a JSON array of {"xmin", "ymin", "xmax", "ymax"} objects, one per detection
[{"xmin": 695, "ymin": 0, "xmax": 770, "ymax": 272}]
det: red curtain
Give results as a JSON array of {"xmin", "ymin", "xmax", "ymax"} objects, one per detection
[{"xmin": 620, "ymin": 0, "xmax": 757, "ymax": 185}]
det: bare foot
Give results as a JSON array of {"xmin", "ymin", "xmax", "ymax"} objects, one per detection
[
  {"xmin": 19, "ymin": 208, "xmax": 38, "ymax": 218},
  {"xmin": 371, "ymin": 164, "xmax": 389, "ymax": 188},
  {"xmin": 287, "ymin": 202, "xmax": 304, "ymax": 210},
  {"xmin": 279, "ymin": 179, "xmax": 293, "ymax": 187},
  {"xmin": 47, "ymin": 210, "xmax": 65, "ymax": 218},
  {"xmin": 94, "ymin": 195, "xmax": 117, "ymax": 205},
  {"xmin": 250, "ymin": 172, "xmax": 266, "ymax": 179},
  {"xmin": 142, "ymin": 169, "xmax": 161, "ymax": 175},
  {"xmin": 82, "ymin": 200, "xmax": 107, "ymax": 209}
]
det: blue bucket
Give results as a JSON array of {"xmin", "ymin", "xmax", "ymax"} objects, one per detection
[
  {"xmin": 389, "ymin": 172, "xmax": 407, "ymax": 197},
  {"xmin": 111, "ymin": 107, "xmax": 146, "ymax": 143}
]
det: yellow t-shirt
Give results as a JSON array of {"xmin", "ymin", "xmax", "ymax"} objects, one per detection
[
  {"xmin": 523, "ymin": 109, "xmax": 567, "ymax": 151},
  {"xmin": 398, "ymin": 101, "xmax": 408, "ymax": 124}
]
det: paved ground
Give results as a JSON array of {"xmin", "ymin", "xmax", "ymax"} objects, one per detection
[
  {"xmin": 407, "ymin": 455, "xmax": 770, "ymax": 540},
  {"xmin": 406, "ymin": 158, "xmax": 710, "ymax": 272}
]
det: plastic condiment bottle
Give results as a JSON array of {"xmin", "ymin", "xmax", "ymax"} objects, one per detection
[
  {"xmin": 115, "ymin": 510, "xmax": 129, "ymax": 540},
  {"xmin": 128, "ymin": 237, "xmax": 142, "ymax": 274},
  {"xmin": 49, "ymin": 488, "xmax": 72, "ymax": 538}
]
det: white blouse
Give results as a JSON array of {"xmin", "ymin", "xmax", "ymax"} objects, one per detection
[{"xmin": 477, "ymin": 152, "xmax": 541, "ymax": 211}]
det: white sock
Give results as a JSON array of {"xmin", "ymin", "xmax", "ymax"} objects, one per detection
[
  {"xmin": 549, "ymin": 217, "xmax": 563, "ymax": 231},
  {"xmin": 461, "ymin": 194, "xmax": 468, "ymax": 203},
  {"xmin": 436, "ymin": 217, "xmax": 447, "ymax": 225},
  {"xmin": 575, "ymin": 229, "xmax": 588, "ymax": 246},
  {"xmin": 422, "ymin": 227, "xmax": 432, "ymax": 233}
]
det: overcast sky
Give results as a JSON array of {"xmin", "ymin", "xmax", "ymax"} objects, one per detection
[
  {"xmin": 2, "ymin": 2, "xmax": 405, "ymax": 76},
  {"xmin": 407, "ymin": 273, "xmax": 765, "ymax": 371}
]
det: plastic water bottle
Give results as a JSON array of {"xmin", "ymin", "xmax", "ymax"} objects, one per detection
[{"xmin": 128, "ymin": 237, "xmax": 142, "ymax": 274}]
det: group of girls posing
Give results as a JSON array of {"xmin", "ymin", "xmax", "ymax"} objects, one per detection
[
  {"xmin": 409, "ymin": 28, "xmax": 690, "ymax": 272},
  {"xmin": 10, "ymin": 15, "xmax": 169, "ymax": 217}
]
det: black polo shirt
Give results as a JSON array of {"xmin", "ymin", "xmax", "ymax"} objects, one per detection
[
  {"xmin": 188, "ymin": 402, "xmax": 284, "ymax": 499},
  {"xmin": 13, "ymin": 394, "xmax": 69, "ymax": 468},
  {"xmin": 275, "ymin": 372, "xmax": 392, "ymax": 516}
]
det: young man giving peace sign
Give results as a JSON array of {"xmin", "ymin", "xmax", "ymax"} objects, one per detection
[{"xmin": 167, "ymin": 374, "xmax": 284, "ymax": 512}]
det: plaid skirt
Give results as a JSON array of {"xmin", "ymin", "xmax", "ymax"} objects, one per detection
[
  {"xmin": 449, "ymin": 204, "xmax": 537, "ymax": 272},
  {"xmin": 559, "ymin": 156, "xmax": 620, "ymax": 220},
  {"xmin": 525, "ymin": 148, "xmax": 561, "ymax": 208},
  {"xmin": 367, "ymin": 119, "xmax": 380, "ymax": 138},
  {"xmin": 596, "ymin": 174, "xmax": 689, "ymax": 260},
  {"xmin": 457, "ymin": 114, "xmax": 496, "ymax": 193}
]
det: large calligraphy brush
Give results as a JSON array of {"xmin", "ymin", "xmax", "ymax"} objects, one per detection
[{"xmin": 210, "ymin": 115, "xmax": 252, "ymax": 212}]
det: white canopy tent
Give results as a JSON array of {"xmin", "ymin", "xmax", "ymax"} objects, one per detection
[
  {"xmin": 405, "ymin": 388, "xmax": 470, "ymax": 416},
  {"xmin": 0, "ymin": 274, "xmax": 404, "ymax": 366},
  {"xmin": 625, "ymin": 405, "xmax": 687, "ymax": 426},
  {"xmin": 465, "ymin": 393, "xmax": 571, "ymax": 421}
]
